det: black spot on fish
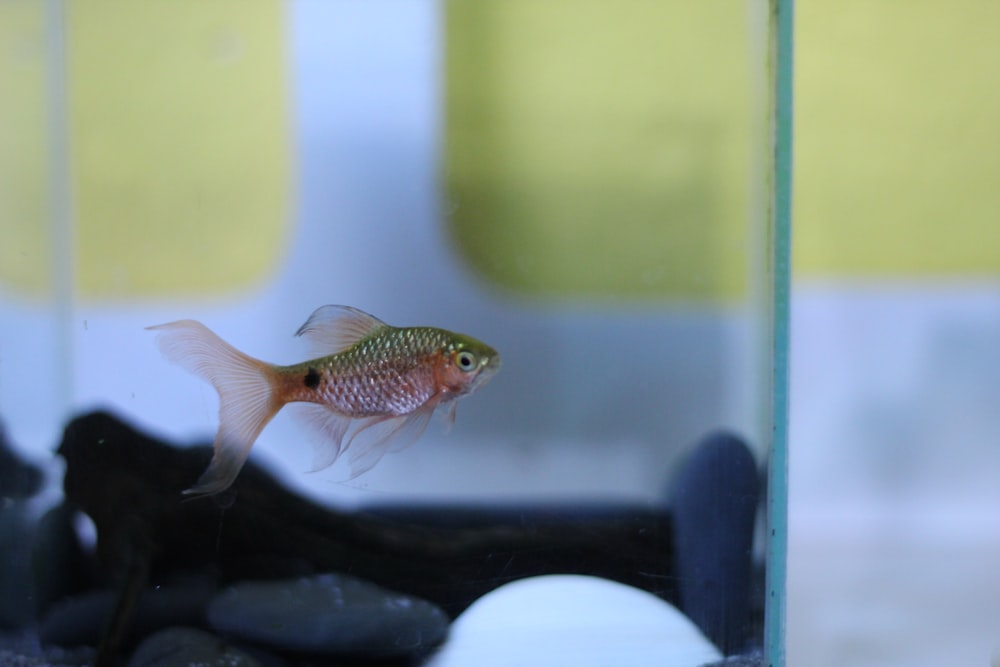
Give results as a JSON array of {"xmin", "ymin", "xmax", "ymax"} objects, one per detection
[{"xmin": 304, "ymin": 368, "xmax": 321, "ymax": 389}]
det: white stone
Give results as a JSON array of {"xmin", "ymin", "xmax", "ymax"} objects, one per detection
[{"xmin": 426, "ymin": 575, "xmax": 722, "ymax": 667}]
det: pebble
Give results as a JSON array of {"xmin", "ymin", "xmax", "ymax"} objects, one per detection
[
  {"xmin": 0, "ymin": 423, "xmax": 45, "ymax": 630},
  {"xmin": 0, "ymin": 631, "xmax": 94, "ymax": 667},
  {"xmin": 671, "ymin": 431, "xmax": 759, "ymax": 654},
  {"xmin": 39, "ymin": 584, "xmax": 215, "ymax": 648},
  {"xmin": 206, "ymin": 572, "xmax": 450, "ymax": 658},
  {"xmin": 700, "ymin": 649, "xmax": 764, "ymax": 666},
  {"xmin": 0, "ymin": 650, "xmax": 91, "ymax": 667},
  {"xmin": 0, "ymin": 422, "xmax": 43, "ymax": 500},
  {"xmin": 425, "ymin": 574, "xmax": 722, "ymax": 667},
  {"xmin": 31, "ymin": 503, "xmax": 95, "ymax": 620},
  {"xmin": 128, "ymin": 627, "xmax": 267, "ymax": 667},
  {"xmin": 0, "ymin": 501, "xmax": 36, "ymax": 629}
]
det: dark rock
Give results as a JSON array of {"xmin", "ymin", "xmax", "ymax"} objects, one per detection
[
  {"xmin": 671, "ymin": 431, "xmax": 760, "ymax": 655},
  {"xmin": 39, "ymin": 583, "xmax": 215, "ymax": 648},
  {"xmin": 127, "ymin": 627, "xmax": 268, "ymax": 667},
  {"xmin": 31, "ymin": 503, "xmax": 98, "ymax": 619},
  {"xmin": 0, "ymin": 500, "xmax": 36, "ymax": 629},
  {"xmin": 0, "ymin": 421, "xmax": 44, "ymax": 500},
  {"xmin": 207, "ymin": 573, "xmax": 449, "ymax": 657},
  {"xmin": 0, "ymin": 420, "xmax": 48, "ymax": 630}
]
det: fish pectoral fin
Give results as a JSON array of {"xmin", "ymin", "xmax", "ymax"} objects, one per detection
[
  {"xmin": 293, "ymin": 305, "xmax": 389, "ymax": 355},
  {"xmin": 441, "ymin": 401, "xmax": 458, "ymax": 434},
  {"xmin": 289, "ymin": 404, "xmax": 352, "ymax": 473},
  {"xmin": 344, "ymin": 407, "xmax": 434, "ymax": 479}
]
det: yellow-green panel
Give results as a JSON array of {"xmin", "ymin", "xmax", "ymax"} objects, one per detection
[
  {"xmin": 0, "ymin": 0, "xmax": 50, "ymax": 293},
  {"xmin": 68, "ymin": 0, "xmax": 291, "ymax": 297},
  {"xmin": 795, "ymin": 0, "xmax": 1000, "ymax": 277},
  {"xmin": 445, "ymin": 0, "xmax": 754, "ymax": 301}
]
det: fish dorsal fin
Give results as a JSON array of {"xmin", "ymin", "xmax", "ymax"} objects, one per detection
[{"xmin": 294, "ymin": 305, "xmax": 388, "ymax": 354}]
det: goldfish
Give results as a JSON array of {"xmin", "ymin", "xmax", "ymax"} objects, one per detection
[{"xmin": 148, "ymin": 305, "xmax": 500, "ymax": 496}]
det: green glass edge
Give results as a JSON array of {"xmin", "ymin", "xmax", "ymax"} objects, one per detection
[{"xmin": 765, "ymin": 0, "xmax": 793, "ymax": 665}]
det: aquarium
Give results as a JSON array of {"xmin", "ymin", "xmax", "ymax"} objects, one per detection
[{"xmin": 0, "ymin": 1, "xmax": 791, "ymax": 666}]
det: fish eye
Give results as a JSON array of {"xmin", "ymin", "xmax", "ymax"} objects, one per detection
[{"xmin": 455, "ymin": 350, "xmax": 477, "ymax": 372}]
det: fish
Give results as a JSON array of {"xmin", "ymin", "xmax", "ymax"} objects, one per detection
[{"xmin": 148, "ymin": 305, "xmax": 501, "ymax": 496}]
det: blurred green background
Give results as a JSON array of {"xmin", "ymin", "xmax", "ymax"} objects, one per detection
[
  {"xmin": 446, "ymin": 0, "xmax": 757, "ymax": 301},
  {"xmin": 447, "ymin": 0, "xmax": 1000, "ymax": 297},
  {"xmin": 0, "ymin": 0, "xmax": 289, "ymax": 297},
  {"xmin": 794, "ymin": 0, "xmax": 1000, "ymax": 278},
  {"xmin": 2, "ymin": 1, "xmax": 997, "ymax": 298}
]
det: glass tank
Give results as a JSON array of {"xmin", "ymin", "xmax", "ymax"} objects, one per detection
[{"xmin": 0, "ymin": 1, "xmax": 791, "ymax": 666}]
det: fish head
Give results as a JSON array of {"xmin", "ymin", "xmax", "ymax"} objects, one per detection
[{"xmin": 436, "ymin": 333, "xmax": 501, "ymax": 397}]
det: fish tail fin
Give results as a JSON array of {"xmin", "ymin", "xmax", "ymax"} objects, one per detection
[{"xmin": 147, "ymin": 320, "xmax": 283, "ymax": 496}]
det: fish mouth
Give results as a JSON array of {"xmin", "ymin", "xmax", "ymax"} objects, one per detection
[
  {"xmin": 469, "ymin": 354, "xmax": 501, "ymax": 390},
  {"xmin": 483, "ymin": 353, "xmax": 501, "ymax": 372}
]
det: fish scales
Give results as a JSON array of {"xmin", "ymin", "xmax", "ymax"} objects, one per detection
[{"xmin": 286, "ymin": 327, "xmax": 452, "ymax": 417}]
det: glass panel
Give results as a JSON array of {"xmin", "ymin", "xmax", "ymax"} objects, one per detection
[{"xmin": 0, "ymin": 1, "xmax": 790, "ymax": 665}]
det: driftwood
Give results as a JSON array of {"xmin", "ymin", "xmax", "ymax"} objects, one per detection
[{"xmin": 59, "ymin": 411, "xmax": 677, "ymax": 625}]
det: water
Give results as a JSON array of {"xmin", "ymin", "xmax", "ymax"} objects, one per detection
[{"xmin": 0, "ymin": 1, "xmax": 791, "ymax": 665}]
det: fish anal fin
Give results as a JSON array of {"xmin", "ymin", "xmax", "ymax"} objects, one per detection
[
  {"xmin": 345, "ymin": 406, "xmax": 434, "ymax": 478},
  {"xmin": 294, "ymin": 305, "xmax": 388, "ymax": 355},
  {"xmin": 288, "ymin": 403, "xmax": 352, "ymax": 472}
]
